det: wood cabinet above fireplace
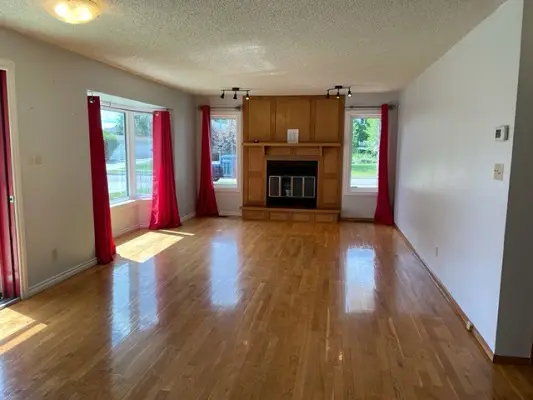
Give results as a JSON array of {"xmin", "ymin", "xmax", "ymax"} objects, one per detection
[
  {"xmin": 243, "ymin": 96, "xmax": 344, "ymax": 144},
  {"xmin": 242, "ymin": 95, "xmax": 344, "ymax": 222}
]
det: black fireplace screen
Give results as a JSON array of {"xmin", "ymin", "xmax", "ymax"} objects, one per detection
[{"xmin": 266, "ymin": 160, "xmax": 318, "ymax": 209}]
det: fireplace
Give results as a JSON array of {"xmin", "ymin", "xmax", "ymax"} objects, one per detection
[{"xmin": 266, "ymin": 160, "xmax": 318, "ymax": 209}]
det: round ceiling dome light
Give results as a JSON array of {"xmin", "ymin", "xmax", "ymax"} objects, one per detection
[{"xmin": 46, "ymin": 0, "xmax": 102, "ymax": 24}]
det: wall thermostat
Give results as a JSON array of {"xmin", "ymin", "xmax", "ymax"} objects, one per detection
[{"xmin": 495, "ymin": 125, "xmax": 509, "ymax": 141}]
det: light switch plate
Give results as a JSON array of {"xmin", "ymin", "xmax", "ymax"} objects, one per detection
[{"xmin": 493, "ymin": 163, "xmax": 504, "ymax": 181}]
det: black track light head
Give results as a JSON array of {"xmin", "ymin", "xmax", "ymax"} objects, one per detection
[
  {"xmin": 326, "ymin": 91, "xmax": 330, "ymax": 99},
  {"xmin": 220, "ymin": 91, "xmax": 225, "ymax": 99},
  {"xmin": 245, "ymin": 91, "xmax": 250, "ymax": 100},
  {"xmin": 233, "ymin": 91, "xmax": 238, "ymax": 100},
  {"xmin": 336, "ymin": 89, "xmax": 340, "ymax": 99},
  {"xmin": 348, "ymin": 88, "xmax": 352, "ymax": 97}
]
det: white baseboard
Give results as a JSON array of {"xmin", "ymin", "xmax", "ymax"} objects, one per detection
[
  {"xmin": 27, "ymin": 257, "xmax": 98, "ymax": 297},
  {"xmin": 113, "ymin": 225, "xmax": 140, "ymax": 238},
  {"xmin": 181, "ymin": 212, "xmax": 196, "ymax": 222},
  {"xmin": 219, "ymin": 211, "xmax": 242, "ymax": 217}
]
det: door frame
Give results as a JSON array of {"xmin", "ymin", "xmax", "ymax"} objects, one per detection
[{"xmin": 0, "ymin": 59, "xmax": 28, "ymax": 299}]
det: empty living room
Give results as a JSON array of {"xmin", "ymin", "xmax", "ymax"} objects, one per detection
[{"xmin": 2, "ymin": 0, "xmax": 533, "ymax": 398}]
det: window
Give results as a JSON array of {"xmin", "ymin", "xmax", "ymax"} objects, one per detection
[
  {"xmin": 345, "ymin": 111, "xmax": 381, "ymax": 192},
  {"xmin": 133, "ymin": 113, "xmax": 153, "ymax": 197},
  {"xmin": 210, "ymin": 113, "xmax": 239, "ymax": 189},
  {"xmin": 101, "ymin": 107, "xmax": 153, "ymax": 204},
  {"xmin": 102, "ymin": 109, "xmax": 128, "ymax": 203}
]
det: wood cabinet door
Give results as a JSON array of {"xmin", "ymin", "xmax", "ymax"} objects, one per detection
[
  {"xmin": 275, "ymin": 98, "xmax": 311, "ymax": 142},
  {"xmin": 243, "ymin": 147, "xmax": 266, "ymax": 206},
  {"xmin": 313, "ymin": 98, "xmax": 343, "ymax": 142},
  {"xmin": 245, "ymin": 99, "xmax": 274, "ymax": 142},
  {"xmin": 318, "ymin": 147, "xmax": 341, "ymax": 209}
]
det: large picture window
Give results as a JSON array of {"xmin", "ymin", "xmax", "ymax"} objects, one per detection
[
  {"xmin": 210, "ymin": 113, "xmax": 239, "ymax": 189},
  {"xmin": 344, "ymin": 111, "xmax": 381, "ymax": 192},
  {"xmin": 101, "ymin": 107, "xmax": 153, "ymax": 204}
]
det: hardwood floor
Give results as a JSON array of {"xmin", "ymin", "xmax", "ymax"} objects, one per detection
[{"xmin": 1, "ymin": 218, "xmax": 532, "ymax": 399}]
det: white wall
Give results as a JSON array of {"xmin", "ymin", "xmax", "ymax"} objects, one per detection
[
  {"xmin": 341, "ymin": 92, "xmax": 399, "ymax": 219},
  {"xmin": 0, "ymin": 28, "xmax": 196, "ymax": 289},
  {"xmin": 395, "ymin": 0, "xmax": 522, "ymax": 353},
  {"xmin": 496, "ymin": 0, "xmax": 533, "ymax": 358}
]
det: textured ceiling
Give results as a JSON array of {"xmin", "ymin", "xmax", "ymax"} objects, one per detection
[{"xmin": 1, "ymin": 0, "xmax": 505, "ymax": 95}]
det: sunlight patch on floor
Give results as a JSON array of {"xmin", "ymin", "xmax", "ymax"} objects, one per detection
[
  {"xmin": 0, "ymin": 308, "xmax": 40, "ymax": 340},
  {"xmin": 0, "ymin": 309, "xmax": 48, "ymax": 356},
  {"xmin": 0, "ymin": 322, "xmax": 46, "ymax": 356},
  {"xmin": 117, "ymin": 231, "xmax": 184, "ymax": 263}
]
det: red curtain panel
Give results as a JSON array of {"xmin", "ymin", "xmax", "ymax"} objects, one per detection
[
  {"xmin": 0, "ymin": 70, "xmax": 18, "ymax": 298},
  {"xmin": 196, "ymin": 106, "xmax": 219, "ymax": 217},
  {"xmin": 149, "ymin": 110, "xmax": 182, "ymax": 229},
  {"xmin": 374, "ymin": 104, "xmax": 394, "ymax": 225},
  {"xmin": 87, "ymin": 96, "xmax": 116, "ymax": 264}
]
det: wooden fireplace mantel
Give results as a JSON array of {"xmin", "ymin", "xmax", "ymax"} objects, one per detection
[{"xmin": 241, "ymin": 95, "xmax": 344, "ymax": 222}]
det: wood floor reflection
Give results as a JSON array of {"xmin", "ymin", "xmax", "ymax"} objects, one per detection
[{"xmin": 1, "ymin": 218, "xmax": 532, "ymax": 399}]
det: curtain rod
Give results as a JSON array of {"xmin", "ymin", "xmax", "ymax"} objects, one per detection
[
  {"xmin": 345, "ymin": 104, "xmax": 397, "ymax": 110},
  {"xmin": 198, "ymin": 106, "xmax": 242, "ymax": 111}
]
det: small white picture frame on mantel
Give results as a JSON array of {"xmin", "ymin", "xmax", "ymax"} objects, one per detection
[{"xmin": 287, "ymin": 129, "xmax": 299, "ymax": 144}]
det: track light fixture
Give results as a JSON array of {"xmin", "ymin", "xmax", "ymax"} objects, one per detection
[
  {"xmin": 326, "ymin": 85, "xmax": 352, "ymax": 99},
  {"xmin": 220, "ymin": 87, "xmax": 252, "ymax": 101}
]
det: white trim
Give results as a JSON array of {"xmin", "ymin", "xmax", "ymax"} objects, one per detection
[
  {"xmin": 0, "ymin": 59, "xmax": 29, "ymax": 299},
  {"xmin": 27, "ymin": 258, "xmax": 98, "ymax": 297},
  {"xmin": 110, "ymin": 199, "xmax": 136, "ymax": 209},
  {"xmin": 181, "ymin": 212, "xmax": 196, "ymax": 222},
  {"xmin": 342, "ymin": 110, "xmax": 381, "ymax": 197},
  {"xmin": 113, "ymin": 225, "xmax": 140, "ymax": 238},
  {"xmin": 219, "ymin": 211, "xmax": 242, "ymax": 217}
]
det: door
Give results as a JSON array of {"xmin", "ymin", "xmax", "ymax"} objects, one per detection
[
  {"xmin": 244, "ymin": 98, "xmax": 274, "ymax": 142},
  {"xmin": 0, "ymin": 70, "xmax": 19, "ymax": 301}
]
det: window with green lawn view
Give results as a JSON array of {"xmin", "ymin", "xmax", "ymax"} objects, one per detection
[
  {"xmin": 101, "ymin": 108, "xmax": 153, "ymax": 204},
  {"xmin": 211, "ymin": 115, "xmax": 238, "ymax": 188},
  {"xmin": 349, "ymin": 113, "xmax": 381, "ymax": 190}
]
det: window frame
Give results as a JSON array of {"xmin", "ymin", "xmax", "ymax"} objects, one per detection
[
  {"xmin": 101, "ymin": 106, "xmax": 130, "ymax": 205},
  {"xmin": 343, "ymin": 109, "xmax": 381, "ymax": 195},
  {"xmin": 210, "ymin": 110, "xmax": 242, "ymax": 193},
  {"xmin": 101, "ymin": 105, "xmax": 155, "ymax": 206}
]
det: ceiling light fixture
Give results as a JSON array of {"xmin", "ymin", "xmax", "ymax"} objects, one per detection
[
  {"xmin": 46, "ymin": 0, "xmax": 102, "ymax": 24},
  {"xmin": 326, "ymin": 85, "xmax": 352, "ymax": 99},
  {"xmin": 220, "ymin": 87, "xmax": 252, "ymax": 101}
]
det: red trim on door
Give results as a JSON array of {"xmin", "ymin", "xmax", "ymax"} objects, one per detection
[{"xmin": 0, "ymin": 71, "xmax": 20, "ymax": 298}]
